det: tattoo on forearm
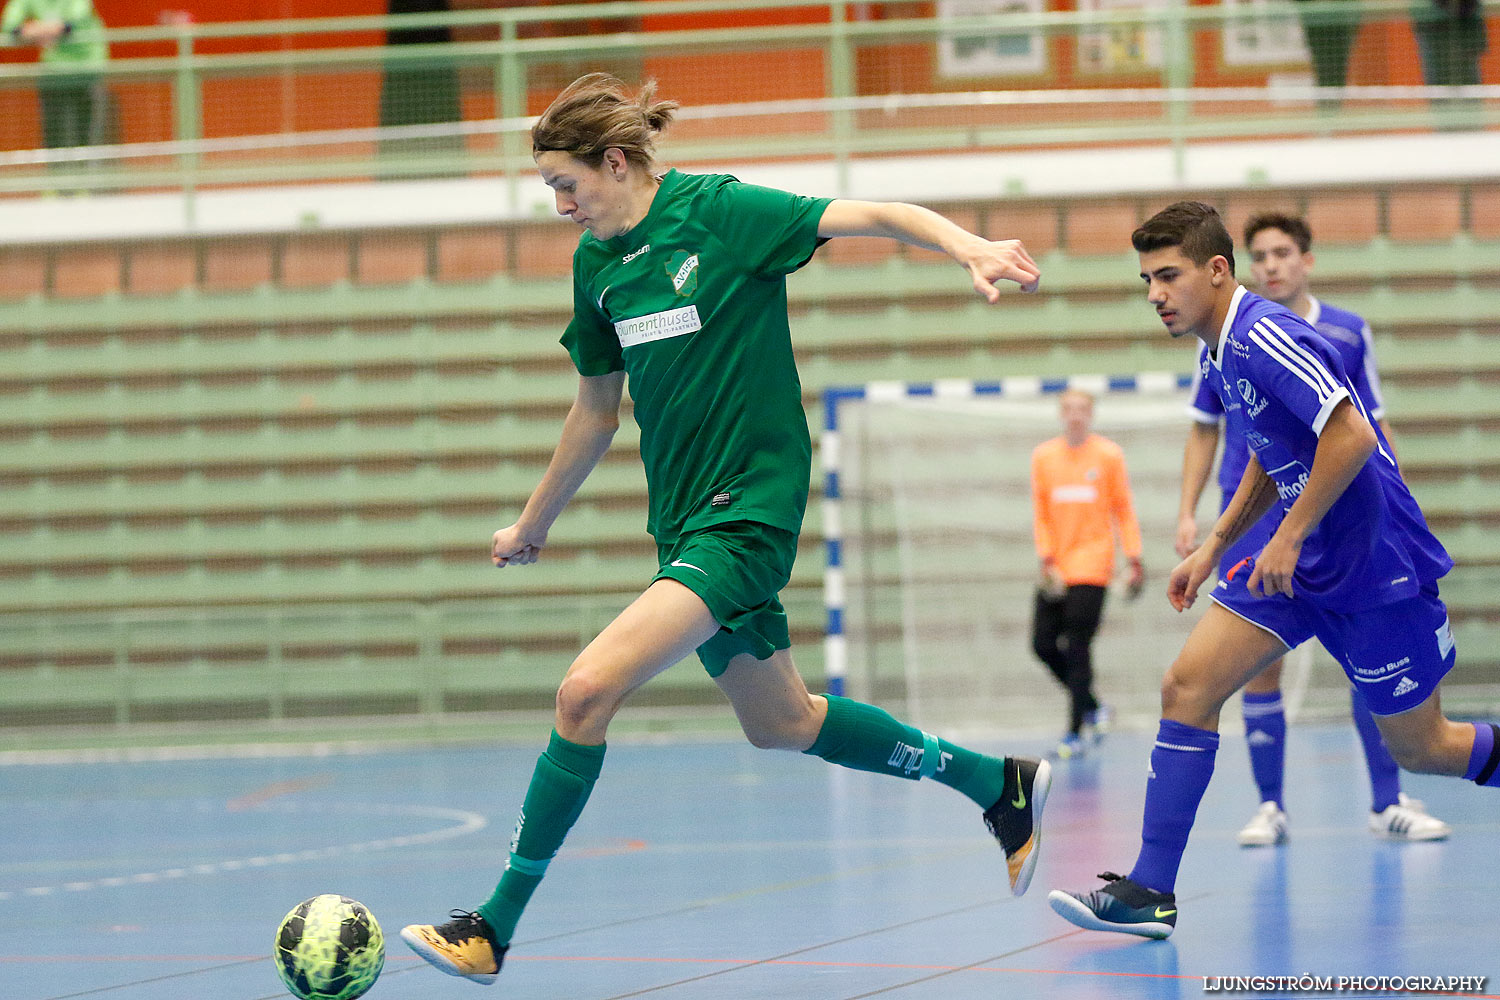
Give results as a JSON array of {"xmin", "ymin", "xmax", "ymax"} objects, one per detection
[{"xmin": 1214, "ymin": 476, "xmax": 1275, "ymax": 546}]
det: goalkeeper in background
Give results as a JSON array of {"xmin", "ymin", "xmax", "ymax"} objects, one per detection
[{"xmin": 1030, "ymin": 387, "xmax": 1145, "ymax": 760}]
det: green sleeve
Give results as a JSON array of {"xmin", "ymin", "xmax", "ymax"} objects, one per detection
[
  {"xmin": 707, "ymin": 178, "xmax": 832, "ymax": 278},
  {"xmin": 558, "ymin": 263, "xmax": 623, "ymax": 376}
]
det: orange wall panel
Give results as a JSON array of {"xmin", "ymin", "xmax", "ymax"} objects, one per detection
[
  {"xmin": 52, "ymin": 245, "xmax": 123, "ymax": 298},
  {"xmin": 1064, "ymin": 202, "xmax": 1141, "ymax": 256},
  {"xmin": 127, "ymin": 242, "xmax": 199, "ymax": 295},
  {"xmin": 281, "ymin": 232, "xmax": 351, "ymax": 287},
  {"xmin": 641, "ymin": 2, "xmax": 830, "ymax": 107},
  {"xmin": 203, "ymin": 238, "xmax": 274, "ymax": 291},
  {"xmin": 0, "ymin": 247, "xmax": 48, "ymax": 300},
  {"xmin": 1388, "ymin": 189, "xmax": 1465, "ymax": 244},
  {"xmin": 357, "ymin": 231, "xmax": 428, "ymax": 285},
  {"xmin": 1304, "ymin": 191, "xmax": 1381, "ymax": 246},
  {"xmin": 1471, "ymin": 186, "xmax": 1500, "ymax": 240},
  {"xmin": 6, "ymin": 1, "xmax": 1492, "ymax": 162},
  {"xmin": 436, "ymin": 227, "xmax": 504, "ymax": 283}
]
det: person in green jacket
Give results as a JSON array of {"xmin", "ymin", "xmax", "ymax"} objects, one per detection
[{"xmin": 2, "ymin": 0, "xmax": 108, "ymax": 154}]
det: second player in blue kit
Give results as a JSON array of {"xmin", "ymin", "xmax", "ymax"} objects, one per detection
[{"xmin": 1050, "ymin": 201, "xmax": 1500, "ymax": 940}]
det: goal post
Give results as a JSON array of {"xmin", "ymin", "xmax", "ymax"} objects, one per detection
[{"xmin": 820, "ymin": 372, "xmax": 1323, "ymax": 739}]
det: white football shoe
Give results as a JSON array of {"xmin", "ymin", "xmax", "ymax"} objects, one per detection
[
  {"xmin": 1369, "ymin": 792, "xmax": 1452, "ymax": 841},
  {"xmin": 1236, "ymin": 801, "xmax": 1288, "ymax": 847}
]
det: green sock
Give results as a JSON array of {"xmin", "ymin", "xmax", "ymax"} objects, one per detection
[
  {"xmin": 803, "ymin": 695, "xmax": 1006, "ymax": 808},
  {"xmin": 476, "ymin": 730, "xmax": 606, "ymax": 945}
]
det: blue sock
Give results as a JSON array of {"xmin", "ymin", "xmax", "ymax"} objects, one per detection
[
  {"xmin": 1241, "ymin": 691, "xmax": 1285, "ymax": 807},
  {"xmin": 1350, "ymin": 689, "xmax": 1400, "ymax": 811},
  {"xmin": 1128, "ymin": 719, "xmax": 1220, "ymax": 895},
  {"xmin": 1464, "ymin": 722, "xmax": 1500, "ymax": 787}
]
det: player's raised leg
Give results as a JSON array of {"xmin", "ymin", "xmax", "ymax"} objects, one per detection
[
  {"xmin": 1373, "ymin": 688, "xmax": 1497, "ymax": 783},
  {"xmin": 1310, "ymin": 583, "xmax": 1500, "ymax": 794},
  {"xmin": 401, "ymin": 579, "xmax": 720, "ymax": 983},
  {"xmin": 1049, "ymin": 603, "xmax": 1286, "ymax": 938},
  {"xmin": 1350, "ymin": 687, "xmax": 1452, "ymax": 840},
  {"xmin": 714, "ymin": 645, "xmax": 1052, "ymax": 896}
]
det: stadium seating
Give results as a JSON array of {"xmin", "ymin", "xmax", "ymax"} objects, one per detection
[{"xmin": 3, "ymin": 180, "xmax": 1498, "ymax": 729}]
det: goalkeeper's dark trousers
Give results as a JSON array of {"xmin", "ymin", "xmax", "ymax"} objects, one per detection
[{"xmin": 1031, "ymin": 584, "xmax": 1107, "ymax": 736}]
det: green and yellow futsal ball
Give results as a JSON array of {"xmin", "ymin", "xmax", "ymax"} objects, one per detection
[{"xmin": 273, "ymin": 894, "xmax": 385, "ymax": 1000}]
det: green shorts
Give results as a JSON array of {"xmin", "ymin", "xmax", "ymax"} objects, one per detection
[{"xmin": 652, "ymin": 520, "xmax": 799, "ymax": 677}]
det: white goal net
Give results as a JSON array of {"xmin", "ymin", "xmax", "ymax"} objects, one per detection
[{"xmin": 821, "ymin": 373, "xmax": 1333, "ymax": 741}]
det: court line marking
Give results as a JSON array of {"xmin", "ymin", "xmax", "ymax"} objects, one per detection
[
  {"xmin": 34, "ymin": 957, "xmax": 267, "ymax": 1000},
  {"xmin": 225, "ymin": 775, "xmax": 332, "ymax": 811},
  {"xmin": 594, "ymin": 896, "xmax": 1008, "ymax": 1000},
  {"xmin": 571, "ymin": 884, "xmax": 1215, "ymax": 999},
  {"xmin": 836, "ymin": 932, "xmax": 1129, "ymax": 1000},
  {"xmin": 512, "ymin": 840, "xmax": 991, "ymax": 953},
  {"xmin": 0, "ymin": 802, "xmax": 486, "ymax": 901},
  {"xmin": 832, "ymin": 888, "xmax": 1218, "ymax": 999}
]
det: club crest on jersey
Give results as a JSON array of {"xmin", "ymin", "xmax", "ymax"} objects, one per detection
[
  {"xmin": 1238, "ymin": 378, "xmax": 1269, "ymax": 417},
  {"xmin": 667, "ymin": 250, "xmax": 699, "ymax": 296}
]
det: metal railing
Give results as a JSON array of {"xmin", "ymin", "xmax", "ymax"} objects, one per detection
[{"xmin": 0, "ymin": 1, "xmax": 1493, "ymax": 204}]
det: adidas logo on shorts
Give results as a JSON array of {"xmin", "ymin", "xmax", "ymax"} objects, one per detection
[{"xmin": 1392, "ymin": 676, "xmax": 1419, "ymax": 698}]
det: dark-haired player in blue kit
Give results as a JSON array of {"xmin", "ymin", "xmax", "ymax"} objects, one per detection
[
  {"xmin": 1177, "ymin": 212, "xmax": 1451, "ymax": 846},
  {"xmin": 1049, "ymin": 201, "xmax": 1499, "ymax": 940}
]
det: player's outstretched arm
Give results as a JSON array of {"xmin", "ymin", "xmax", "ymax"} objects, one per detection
[
  {"xmin": 816, "ymin": 199, "xmax": 1040, "ymax": 300},
  {"xmin": 1247, "ymin": 398, "xmax": 1376, "ymax": 598},
  {"xmin": 493, "ymin": 371, "xmax": 625, "ymax": 567}
]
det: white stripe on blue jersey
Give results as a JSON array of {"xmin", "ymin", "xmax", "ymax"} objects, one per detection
[
  {"xmin": 1248, "ymin": 317, "xmax": 1341, "ymax": 401},
  {"xmin": 1356, "ymin": 321, "xmax": 1386, "ymax": 418},
  {"xmin": 1207, "ymin": 287, "xmax": 1452, "ymax": 612}
]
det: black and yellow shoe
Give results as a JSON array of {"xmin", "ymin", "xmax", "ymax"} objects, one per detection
[
  {"xmin": 982, "ymin": 756, "xmax": 1052, "ymax": 896},
  {"xmin": 1048, "ymin": 871, "xmax": 1177, "ymax": 939},
  {"xmin": 400, "ymin": 910, "xmax": 506, "ymax": 984}
]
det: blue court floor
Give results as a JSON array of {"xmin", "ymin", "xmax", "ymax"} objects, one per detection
[{"xmin": 1, "ymin": 724, "xmax": 1495, "ymax": 1000}]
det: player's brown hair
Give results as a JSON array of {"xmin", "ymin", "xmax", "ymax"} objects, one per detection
[
  {"xmin": 1132, "ymin": 201, "xmax": 1236, "ymax": 275},
  {"xmin": 532, "ymin": 73, "xmax": 679, "ymax": 171},
  {"xmin": 1244, "ymin": 212, "xmax": 1313, "ymax": 254}
]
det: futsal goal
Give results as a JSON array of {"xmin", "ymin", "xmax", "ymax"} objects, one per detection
[{"xmin": 820, "ymin": 373, "xmax": 1336, "ymax": 740}]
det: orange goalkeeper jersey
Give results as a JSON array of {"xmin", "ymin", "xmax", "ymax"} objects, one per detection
[{"xmin": 1031, "ymin": 433, "xmax": 1142, "ymax": 587}]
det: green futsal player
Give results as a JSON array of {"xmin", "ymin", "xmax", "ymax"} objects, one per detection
[{"xmin": 400, "ymin": 74, "xmax": 1051, "ymax": 984}]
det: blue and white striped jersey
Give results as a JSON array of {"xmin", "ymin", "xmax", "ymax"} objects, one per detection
[
  {"xmin": 1197, "ymin": 286, "xmax": 1451, "ymax": 612},
  {"xmin": 1188, "ymin": 296, "xmax": 1387, "ymax": 496}
]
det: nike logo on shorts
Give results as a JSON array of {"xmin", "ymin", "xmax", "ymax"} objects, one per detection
[{"xmin": 669, "ymin": 559, "xmax": 708, "ymax": 576}]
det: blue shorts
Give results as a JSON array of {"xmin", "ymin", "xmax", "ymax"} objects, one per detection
[{"xmin": 1211, "ymin": 574, "xmax": 1456, "ymax": 717}]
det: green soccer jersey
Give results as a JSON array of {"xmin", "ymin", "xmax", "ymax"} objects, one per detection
[{"xmin": 560, "ymin": 169, "xmax": 832, "ymax": 542}]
